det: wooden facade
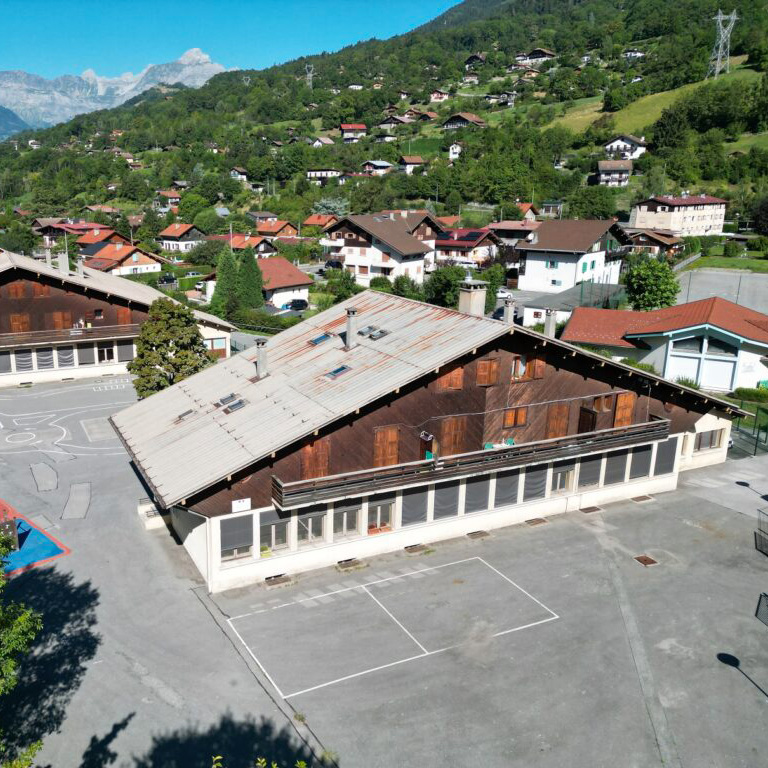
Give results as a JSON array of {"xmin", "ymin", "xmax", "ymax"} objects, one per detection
[{"xmin": 187, "ymin": 330, "xmax": 705, "ymax": 517}]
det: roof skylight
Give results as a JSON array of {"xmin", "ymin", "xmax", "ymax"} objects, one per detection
[
  {"xmin": 326, "ymin": 365, "xmax": 351, "ymax": 379},
  {"xmin": 309, "ymin": 333, "xmax": 332, "ymax": 346}
]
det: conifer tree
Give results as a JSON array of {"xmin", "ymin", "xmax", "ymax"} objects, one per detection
[
  {"xmin": 236, "ymin": 248, "xmax": 265, "ymax": 309},
  {"xmin": 209, "ymin": 248, "xmax": 240, "ymax": 320}
]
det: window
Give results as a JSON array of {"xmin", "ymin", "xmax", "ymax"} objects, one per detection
[
  {"xmin": 510, "ymin": 353, "xmax": 545, "ymax": 381},
  {"xmin": 367, "ymin": 494, "xmax": 394, "ymax": 533},
  {"xmin": 437, "ymin": 365, "xmax": 464, "ymax": 391},
  {"xmin": 401, "ymin": 486, "xmax": 428, "ymax": 525},
  {"xmin": 581, "ymin": 262, "xmax": 587, "ymax": 274},
  {"xmin": 260, "ymin": 515, "xmax": 289, "ymax": 556},
  {"xmin": 10, "ymin": 314, "xmax": 30, "ymax": 333},
  {"xmin": 14, "ymin": 349, "xmax": 32, "ymax": 372},
  {"xmin": 604, "ymin": 449, "xmax": 628, "ymax": 484},
  {"xmin": 694, "ymin": 429, "xmax": 722, "ymax": 452},
  {"xmin": 57, "ymin": 346, "xmax": 74, "ymax": 368},
  {"xmin": 333, "ymin": 499, "xmax": 361, "ymax": 539},
  {"xmin": 297, "ymin": 509, "xmax": 326, "ymax": 546},
  {"xmin": 373, "ymin": 426, "xmax": 400, "ymax": 467},
  {"xmin": 36, "ymin": 348, "xmax": 54, "ymax": 370},
  {"xmin": 672, "ymin": 336, "xmax": 703, "ymax": 353},
  {"xmin": 7, "ymin": 283, "xmax": 25, "ymax": 299},
  {"xmin": 706, "ymin": 338, "xmax": 737, "ymax": 357},
  {"xmin": 97, "ymin": 342, "xmax": 115, "ymax": 363},
  {"xmin": 523, "ymin": 464, "xmax": 548, "ymax": 501},
  {"xmin": 33, "ymin": 283, "xmax": 50, "ymax": 298},
  {"xmin": 546, "ymin": 260, "xmax": 558, "ymax": 269},
  {"xmin": 630, "ymin": 445, "xmax": 653, "ymax": 478},
  {"xmin": 593, "ymin": 394, "xmax": 614, "ymax": 413},
  {"xmin": 551, "ymin": 460, "xmax": 575, "ymax": 494},
  {"xmin": 476, "ymin": 358, "xmax": 499, "ymax": 387},
  {"xmin": 116, "ymin": 340, "xmax": 134, "ymax": 362},
  {"xmin": 434, "ymin": 480, "xmax": 460, "ymax": 519},
  {"xmin": 654, "ymin": 437, "xmax": 678, "ymax": 475},
  {"xmin": 440, "ymin": 416, "xmax": 466, "ymax": 456},
  {"xmin": 221, "ymin": 515, "xmax": 254, "ymax": 561},
  {"xmin": 301, "ymin": 436, "xmax": 331, "ymax": 479},
  {"xmin": 579, "ymin": 454, "xmax": 603, "ymax": 488},
  {"xmin": 465, "ymin": 476, "xmax": 490, "ymax": 513},
  {"xmin": 551, "ymin": 279, "xmax": 562, "ymax": 287},
  {"xmin": 77, "ymin": 344, "xmax": 95, "ymax": 366},
  {"xmin": 93, "ymin": 309, "xmax": 103, "ymax": 319},
  {"xmin": 503, "ymin": 406, "xmax": 527, "ymax": 428},
  {"xmin": 48, "ymin": 311, "xmax": 73, "ymax": 330},
  {"xmin": 326, "ymin": 365, "xmax": 351, "ymax": 379}
]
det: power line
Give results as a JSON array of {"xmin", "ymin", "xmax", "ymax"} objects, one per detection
[{"xmin": 707, "ymin": 9, "xmax": 738, "ymax": 79}]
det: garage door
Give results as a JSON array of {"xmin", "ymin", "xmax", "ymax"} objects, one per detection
[
  {"xmin": 667, "ymin": 355, "xmax": 699, "ymax": 383},
  {"xmin": 700, "ymin": 358, "xmax": 735, "ymax": 391}
]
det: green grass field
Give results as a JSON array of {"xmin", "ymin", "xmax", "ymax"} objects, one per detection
[
  {"xmin": 686, "ymin": 255, "xmax": 768, "ymax": 272},
  {"xmin": 724, "ymin": 132, "xmax": 768, "ymax": 154},
  {"xmin": 552, "ymin": 62, "xmax": 762, "ymax": 136}
]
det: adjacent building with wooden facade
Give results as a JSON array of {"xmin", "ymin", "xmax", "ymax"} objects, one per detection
[
  {"xmin": 111, "ymin": 286, "xmax": 739, "ymax": 593},
  {"xmin": 0, "ymin": 249, "xmax": 233, "ymax": 387}
]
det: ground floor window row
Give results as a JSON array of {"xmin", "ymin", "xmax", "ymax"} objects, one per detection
[
  {"xmin": 218, "ymin": 437, "xmax": 679, "ymax": 563},
  {"xmin": 0, "ymin": 340, "xmax": 135, "ymax": 375}
]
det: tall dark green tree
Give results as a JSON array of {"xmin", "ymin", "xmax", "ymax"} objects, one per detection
[
  {"xmin": 237, "ymin": 248, "xmax": 265, "ymax": 309},
  {"xmin": 209, "ymin": 249, "xmax": 240, "ymax": 320},
  {"xmin": 127, "ymin": 299, "xmax": 213, "ymax": 398},
  {"xmin": 625, "ymin": 259, "xmax": 680, "ymax": 311},
  {"xmin": 424, "ymin": 266, "xmax": 467, "ymax": 308}
]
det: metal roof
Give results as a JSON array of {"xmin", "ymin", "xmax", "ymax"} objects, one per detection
[
  {"xmin": 111, "ymin": 291, "xmax": 744, "ymax": 510},
  {"xmin": 111, "ymin": 291, "xmax": 512, "ymax": 508},
  {"xmin": 0, "ymin": 249, "xmax": 233, "ymax": 331}
]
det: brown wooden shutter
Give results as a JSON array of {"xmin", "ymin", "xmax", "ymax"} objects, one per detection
[
  {"xmin": 116, "ymin": 307, "xmax": 132, "ymax": 325},
  {"xmin": 546, "ymin": 403, "xmax": 570, "ymax": 439},
  {"xmin": 504, "ymin": 407, "xmax": 527, "ymax": 428},
  {"xmin": 7, "ymin": 283, "xmax": 25, "ymax": 299},
  {"xmin": 49, "ymin": 311, "xmax": 72, "ymax": 330},
  {"xmin": 476, "ymin": 359, "xmax": 499, "ymax": 387},
  {"xmin": 441, "ymin": 416, "xmax": 467, "ymax": 456},
  {"xmin": 300, "ymin": 437, "xmax": 331, "ymax": 479},
  {"xmin": 614, "ymin": 392, "xmax": 636, "ymax": 427},
  {"xmin": 373, "ymin": 426, "xmax": 400, "ymax": 467},
  {"xmin": 33, "ymin": 283, "xmax": 50, "ymax": 297},
  {"xmin": 530, "ymin": 353, "xmax": 546, "ymax": 379},
  {"xmin": 438, "ymin": 365, "xmax": 464, "ymax": 391},
  {"xmin": 10, "ymin": 314, "xmax": 30, "ymax": 333}
]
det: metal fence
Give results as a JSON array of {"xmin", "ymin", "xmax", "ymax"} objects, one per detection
[{"xmin": 733, "ymin": 401, "xmax": 768, "ymax": 455}]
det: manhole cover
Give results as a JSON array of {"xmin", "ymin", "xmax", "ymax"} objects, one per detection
[
  {"xmin": 634, "ymin": 554, "xmax": 658, "ymax": 567},
  {"xmin": 526, "ymin": 518, "xmax": 548, "ymax": 526},
  {"xmin": 466, "ymin": 530, "xmax": 489, "ymax": 540}
]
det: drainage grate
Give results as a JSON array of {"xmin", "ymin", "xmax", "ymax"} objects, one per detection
[
  {"xmin": 526, "ymin": 518, "xmax": 548, "ymax": 526},
  {"xmin": 265, "ymin": 573, "xmax": 292, "ymax": 587},
  {"xmin": 336, "ymin": 558, "xmax": 361, "ymax": 570},
  {"xmin": 466, "ymin": 530, "xmax": 489, "ymax": 540},
  {"xmin": 581, "ymin": 506, "xmax": 602, "ymax": 514},
  {"xmin": 632, "ymin": 495, "xmax": 654, "ymax": 504},
  {"xmin": 634, "ymin": 554, "xmax": 658, "ymax": 567},
  {"xmin": 405, "ymin": 543, "xmax": 428, "ymax": 554}
]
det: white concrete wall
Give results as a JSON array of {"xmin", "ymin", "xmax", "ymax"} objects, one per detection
[
  {"xmin": 736, "ymin": 345, "xmax": 768, "ymax": 389},
  {"xmin": 522, "ymin": 307, "xmax": 572, "ymax": 327},
  {"xmin": 171, "ymin": 506, "xmax": 210, "ymax": 581},
  {"xmin": 113, "ymin": 263, "xmax": 162, "ymax": 276},
  {"xmin": 342, "ymin": 241, "xmax": 426, "ymax": 286},
  {"xmin": 198, "ymin": 323, "xmax": 231, "ymax": 358},
  {"xmin": 677, "ymin": 411, "xmax": 732, "ymax": 471},
  {"xmin": 0, "ymin": 360, "xmax": 131, "ymax": 388},
  {"xmin": 519, "ymin": 252, "xmax": 580, "ymax": 292},
  {"xmin": 268, "ymin": 286, "xmax": 310, "ymax": 307},
  {"xmin": 628, "ymin": 204, "xmax": 725, "ymax": 236}
]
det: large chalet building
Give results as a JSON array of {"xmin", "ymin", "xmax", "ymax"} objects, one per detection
[
  {"xmin": 112, "ymin": 287, "xmax": 739, "ymax": 593},
  {"xmin": 0, "ymin": 249, "xmax": 233, "ymax": 387},
  {"xmin": 321, "ymin": 211, "xmax": 445, "ymax": 286},
  {"xmin": 629, "ymin": 194, "xmax": 727, "ymax": 237}
]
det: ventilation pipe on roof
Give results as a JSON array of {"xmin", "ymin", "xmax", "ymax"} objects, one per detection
[
  {"xmin": 76, "ymin": 258, "xmax": 84, "ymax": 277},
  {"xmin": 254, "ymin": 337, "xmax": 269, "ymax": 379},
  {"xmin": 45, "ymin": 251, "xmax": 52, "ymax": 267},
  {"xmin": 345, "ymin": 307, "xmax": 358, "ymax": 350},
  {"xmin": 57, "ymin": 251, "xmax": 68, "ymax": 275},
  {"xmin": 503, "ymin": 296, "xmax": 515, "ymax": 325},
  {"xmin": 544, "ymin": 308, "xmax": 557, "ymax": 338}
]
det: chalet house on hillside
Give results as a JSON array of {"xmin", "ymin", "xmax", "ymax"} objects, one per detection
[
  {"xmin": 158, "ymin": 222, "xmax": 206, "ymax": 253},
  {"xmin": 303, "ymin": 214, "xmax": 339, "ymax": 230},
  {"xmin": 361, "ymin": 160, "xmax": 394, "ymax": 177},
  {"xmin": 154, "ymin": 189, "xmax": 181, "ymax": 211},
  {"xmin": 463, "ymin": 73, "xmax": 479, "ymax": 85},
  {"xmin": 398, "ymin": 90, "xmax": 410, "ymax": 100},
  {"xmin": 516, "ymin": 202, "xmax": 539, "ymax": 222},
  {"xmin": 76, "ymin": 228, "xmax": 130, "ymax": 252},
  {"xmin": 623, "ymin": 49, "xmax": 645, "ymax": 60},
  {"xmin": 465, "ymin": 52, "xmax": 486, "ymax": 70},
  {"xmin": 256, "ymin": 220, "xmax": 298, "ymax": 238},
  {"xmin": 487, "ymin": 220, "xmax": 541, "ymax": 248},
  {"xmin": 432, "ymin": 228, "xmax": 500, "ymax": 267},
  {"xmin": 605, "ymin": 135, "xmax": 647, "ymax": 160},
  {"xmin": 246, "ymin": 211, "xmax": 278, "ymax": 224},
  {"xmin": 443, "ymin": 113, "xmax": 487, "ymax": 131},
  {"xmin": 321, "ymin": 211, "xmax": 446, "ymax": 286},
  {"xmin": 430, "ymin": 89, "xmax": 450, "ymax": 103},
  {"xmin": 597, "ymin": 159, "xmax": 632, "ymax": 187},
  {"xmin": 561, "ymin": 297, "xmax": 768, "ymax": 392},
  {"xmin": 400, "ymin": 155, "xmax": 425, "ymax": 175},
  {"xmin": 621, "ymin": 228, "xmax": 684, "ymax": 258},
  {"xmin": 516, "ymin": 48, "xmax": 556, "ymax": 67},
  {"xmin": 83, "ymin": 243, "xmax": 165, "ymax": 276},
  {"xmin": 629, "ymin": 195, "xmax": 727, "ymax": 237},
  {"xmin": 311, "ymin": 137, "xmax": 334, "ymax": 148},
  {"xmin": 540, "ymin": 200, "xmax": 564, "ymax": 218},
  {"xmin": 206, "ymin": 233, "xmax": 276, "ymax": 257},
  {"xmin": 449, "ymin": 142, "xmax": 463, "ymax": 162},
  {"xmin": 84, "ymin": 204, "xmax": 119, "ymax": 216},
  {"xmin": 378, "ymin": 115, "xmax": 414, "ymax": 133},
  {"xmin": 111, "ymin": 287, "xmax": 739, "ymax": 592},
  {"xmin": 340, "ymin": 123, "xmax": 367, "ymax": 143},
  {"xmin": 513, "ymin": 220, "xmax": 629, "ymax": 293},
  {"xmin": 230, "ymin": 167, "xmax": 249, "ymax": 183},
  {"xmin": 306, "ymin": 168, "xmax": 342, "ymax": 186},
  {"xmin": 0, "ymin": 249, "xmax": 232, "ymax": 387}
]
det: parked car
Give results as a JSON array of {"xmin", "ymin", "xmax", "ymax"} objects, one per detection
[
  {"xmin": 157, "ymin": 274, "xmax": 176, "ymax": 285},
  {"xmin": 195, "ymin": 281, "xmax": 206, "ymax": 291},
  {"xmin": 289, "ymin": 298, "xmax": 308, "ymax": 311},
  {"xmin": 497, "ymin": 287, "xmax": 514, "ymax": 300},
  {"xmin": 324, "ymin": 260, "xmax": 344, "ymax": 271},
  {"xmin": 185, "ymin": 271, "xmax": 201, "ymax": 277}
]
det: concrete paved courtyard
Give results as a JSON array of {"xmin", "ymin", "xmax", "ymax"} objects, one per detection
[
  {"xmin": 0, "ymin": 377, "xmax": 767, "ymax": 767},
  {"xmin": 677, "ymin": 268, "xmax": 768, "ymax": 312}
]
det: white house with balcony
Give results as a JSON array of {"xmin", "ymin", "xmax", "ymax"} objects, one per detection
[
  {"xmin": 604, "ymin": 134, "xmax": 647, "ymax": 160},
  {"xmin": 628, "ymin": 194, "xmax": 727, "ymax": 237}
]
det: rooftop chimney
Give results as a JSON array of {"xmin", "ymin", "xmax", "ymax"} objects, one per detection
[
  {"xmin": 254, "ymin": 337, "xmax": 268, "ymax": 379},
  {"xmin": 76, "ymin": 258, "xmax": 84, "ymax": 277},
  {"xmin": 45, "ymin": 251, "xmax": 52, "ymax": 267},
  {"xmin": 345, "ymin": 307, "xmax": 358, "ymax": 350},
  {"xmin": 503, "ymin": 296, "xmax": 515, "ymax": 325},
  {"xmin": 543, "ymin": 308, "xmax": 557, "ymax": 338},
  {"xmin": 458, "ymin": 278, "xmax": 487, "ymax": 318},
  {"xmin": 57, "ymin": 252, "xmax": 68, "ymax": 275}
]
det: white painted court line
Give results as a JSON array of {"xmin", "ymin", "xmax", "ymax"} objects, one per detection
[
  {"xmin": 361, "ymin": 585, "xmax": 429, "ymax": 654},
  {"xmin": 227, "ymin": 556, "xmax": 559, "ymax": 700}
]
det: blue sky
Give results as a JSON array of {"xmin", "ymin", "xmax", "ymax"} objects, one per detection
[{"xmin": 2, "ymin": 0, "xmax": 457, "ymax": 78}]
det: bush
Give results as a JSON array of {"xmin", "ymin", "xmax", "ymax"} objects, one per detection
[
  {"xmin": 620, "ymin": 357, "xmax": 658, "ymax": 374},
  {"xmin": 732, "ymin": 387, "xmax": 768, "ymax": 402},
  {"xmin": 723, "ymin": 241, "xmax": 742, "ymax": 258},
  {"xmin": 369, "ymin": 276, "xmax": 393, "ymax": 293},
  {"xmin": 234, "ymin": 309, "xmax": 302, "ymax": 332},
  {"xmin": 675, "ymin": 376, "xmax": 700, "ymax": 390}
]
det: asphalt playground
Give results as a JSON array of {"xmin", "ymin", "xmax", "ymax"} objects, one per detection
[{"xmin": 1, "ymin": 376, "xmax": 767, "ymax": 767}]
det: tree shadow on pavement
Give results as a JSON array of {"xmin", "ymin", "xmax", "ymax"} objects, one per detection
[
  {"xmin": 131, "ymin": 713, "xmax": 324, "ymax": 768},
  {"xmin": 78, "ymin": 713, "xmax": 135, "ymax": 768},
  {"xmin": 0, "ymin": 566, "xmax": 100, "ymax": 759}
]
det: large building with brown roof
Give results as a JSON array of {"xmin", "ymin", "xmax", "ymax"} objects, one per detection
[
  {"xmin": 628, "ymin": 194, "xmax": 727, "ymax": 236},
  {"xmin": 513, "ymin": 220, "xmax": 629, "ymax": 293},
  {"xmin": 158, "ymin": 222, "xmax": 206, "ymax": 253},
  {"xmin": 561, "ymin": 297, "xmax": 768, "ymax": 392}
]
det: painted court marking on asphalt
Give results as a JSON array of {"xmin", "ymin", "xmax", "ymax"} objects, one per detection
[{"xmin": 228, "ymin": 556, "xmax": 559, "ymax": 700}]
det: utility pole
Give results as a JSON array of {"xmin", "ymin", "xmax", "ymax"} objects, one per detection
[{"xmin": 306, "ymin": 64, "xmax": 314, "ymax": 90}]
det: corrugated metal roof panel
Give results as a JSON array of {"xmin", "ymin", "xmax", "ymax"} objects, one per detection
[{"xmin": 111, "ymin": 291, "xmax": 510, "ymax": 507}]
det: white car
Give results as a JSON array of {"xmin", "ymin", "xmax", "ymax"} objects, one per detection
[{"xmin": 497, "ymin": 287, "xmax": 515, "ymax": 300}]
